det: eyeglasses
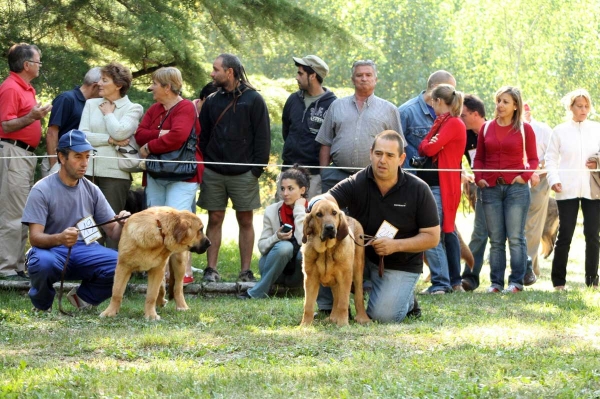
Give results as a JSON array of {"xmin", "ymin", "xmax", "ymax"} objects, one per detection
[
  {"xmin": 27, "ymin": 60, "xmax": 42, "ymax": 66},
  {"xmin": 117, "ymin": 148, "xmax": 138, "ymax": 154}
]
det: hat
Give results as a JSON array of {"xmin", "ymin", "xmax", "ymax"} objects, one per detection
[
  {"xmin": 58, "ymin": 129, "xmax": 95, "ymax": 153},
  {"xmin": 292, "ymin": 55, "xmax": 329, "ymax": 79}
]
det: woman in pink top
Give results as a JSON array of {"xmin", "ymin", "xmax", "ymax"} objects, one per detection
[{"xmin": 473, "ymin": 86, "xmax": 539, "ymax": 293}]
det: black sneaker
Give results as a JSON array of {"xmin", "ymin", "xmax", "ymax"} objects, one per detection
[
  {"xmin": 461, "ymin": 279, "xmax": 474, "ymax": 292},
  {"xmin": 236, "ymin": 291, "xmax": 252, "ymax": 300},
  {"xmin": 203, "ymin": 267, "xmax": 221, "ymax": 283},
  {"xmin": 0, "ymin": 271, "xmax": 29, "ymax": 281},
  {"xmin": 238, "ymin": 270, "xmax": 256, "ymax": 282},
  {"xmin": 523, "ymin": 271, "xmax": 537, "ymax": 286},
  {"xmin": 406, "ymin": 295, "xmax": 421, "ymax": 319}
]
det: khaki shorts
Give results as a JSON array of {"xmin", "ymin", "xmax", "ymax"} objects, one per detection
[{"xmin": 198, "ymin": 168, "xmax": 260, "ymax": 211}]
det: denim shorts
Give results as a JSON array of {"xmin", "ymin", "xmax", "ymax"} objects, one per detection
[
  {"xmin": 146, "ymin": 176, "xmax": 198, "ymax": 210},
  {"xmin": 198, "ymin": 168, "xmax": 260, "ymax": 211}
]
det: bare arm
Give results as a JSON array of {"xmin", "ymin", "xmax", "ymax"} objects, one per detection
[
  {"xmin": 46, "ymin": 125, "xmax": 59, "ymax": 167},
  {"xmin": 371, "ymin": 225, "xmax": 440, "ymax": 256},
  {"xmin": 319, "ymin": 145, "xmax": 331, "ymax": 167},
  {"xmin": 1, "ymin": 103, "xmax": 52, "ymax": 133},
  {"xmin": 29, "ymin": 223, "xmax": 79, "ymax": 249},
  {"xmin": 101, "ymin": 210, "xmax": 131, "ymax": 242}
]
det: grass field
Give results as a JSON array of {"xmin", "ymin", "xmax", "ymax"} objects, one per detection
[{"xmin": 1, "ymin": 211, "xmax": 599, "ymax": 398}]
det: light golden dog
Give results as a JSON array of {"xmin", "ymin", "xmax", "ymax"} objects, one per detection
[
  {"xmin": 100, "ymin": 206, "xmax": 211, "ymax": 320},
  {"xmin": 301, "ymin": 199, "xmax": 370, "ymax": 326}
]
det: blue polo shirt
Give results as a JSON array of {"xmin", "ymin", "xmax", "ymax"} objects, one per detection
[{"xmin": 47, "ymin": 86, "xmax": 86, "ymax": 137}]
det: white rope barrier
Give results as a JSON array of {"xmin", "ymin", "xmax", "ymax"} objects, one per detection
[{"xmin": 1, "ymin": 153, "xmax": 599, "ymax": 173}]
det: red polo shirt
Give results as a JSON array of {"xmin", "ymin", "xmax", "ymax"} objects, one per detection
[{"xmin": 0, "ymin": 72, "xmax": 41, "ymax": 147}]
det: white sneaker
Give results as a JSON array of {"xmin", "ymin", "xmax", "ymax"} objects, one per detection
[{"xmin": 67, "ymin": 287, "xmax": 94, "ymax": 310}]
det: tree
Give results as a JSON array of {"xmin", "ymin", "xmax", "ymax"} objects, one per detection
[{"xmin": 0, "ymin": 0, "xmax": 352, "ymax": 103}]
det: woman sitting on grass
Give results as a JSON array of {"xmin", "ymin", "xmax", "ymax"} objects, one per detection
[{"xmin": 237, "ymin": 166, "xmax": 309, "ymax": 299}]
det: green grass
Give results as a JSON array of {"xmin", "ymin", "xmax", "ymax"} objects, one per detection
[{"xmin": 1, "ymin": 240, "xmax": 600, "ymax": 398}]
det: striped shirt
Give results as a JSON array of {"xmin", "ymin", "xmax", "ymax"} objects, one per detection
[{"xmin": 316, "ymin": 94, "xmax": 404, "ymax": 172}]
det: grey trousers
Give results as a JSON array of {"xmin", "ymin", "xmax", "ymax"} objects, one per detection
[
  {"xmin": 525, "ymin": 174, "xmax": 550, "ymax": 276},
  {"xmin": 0, "ymin": 142, "xmax": 36, "ymax": 276}
]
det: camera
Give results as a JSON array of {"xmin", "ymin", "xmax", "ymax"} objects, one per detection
[{"xmin": 409, "ymin": 156, "xmax": 428, "ymax": 168}]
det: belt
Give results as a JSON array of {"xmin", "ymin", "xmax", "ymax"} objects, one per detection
[
  {"xmin": 496, "ymin": 177, "xmax": 510, "ymax": 185},
  {"xmin": 0, "ymin": 138, "xmax": 36, "ymax": 152}
]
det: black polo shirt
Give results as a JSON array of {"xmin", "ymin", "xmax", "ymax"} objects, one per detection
[{"xmin": 330, "ymin": 165, "xmax": 439, "ymax": 273}]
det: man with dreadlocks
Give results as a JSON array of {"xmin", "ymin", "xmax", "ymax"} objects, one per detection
[{"xmin": 199, "ymin": 53, "xmax": 271, "ymax": 283}]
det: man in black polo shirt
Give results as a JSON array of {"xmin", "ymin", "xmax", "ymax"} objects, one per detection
[{"xmin": 314, "ymin": 130, "xmax": 440, "ymax": 322}]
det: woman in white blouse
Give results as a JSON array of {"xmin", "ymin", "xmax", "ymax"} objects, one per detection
[
  {"xmin": 79, "ymin": 62, "xmax": 143, "ymax": 248},
  {"xmin": 546, "ymin": 89, "xmax": 600, "ymax": 290}
]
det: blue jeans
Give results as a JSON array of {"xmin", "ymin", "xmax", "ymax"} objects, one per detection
[
  {"xmin": 320, "ymin": 167, "xmax": 353, "ymax": 194},
  {"xmin": 423, "ymin": 187, "xmax": 451, "ymax": 292},
  {"xmin": 27, "ymin": 241, "xmax": 117, "ymax": 310},
  {"xmin": 481, "ymin": 183, "xmax": 530, "ymax": 290},
  {"xmin": 247, "ymin": 241, "xmax": 303, "ymax": 299},
  {"xmin": 317, "ymin": 258, "xmax": 420, "ymax": 323},
  {"xmin": 461, "ymin": 187, "xmax": 488, "ymax": 290},
  {"xmin": 445, "ymin": 230, "xmax": 462, "ymax": 287},
  {"xmin": 146, "ymin": 176, "xmax": 198, "ymax": 210}
]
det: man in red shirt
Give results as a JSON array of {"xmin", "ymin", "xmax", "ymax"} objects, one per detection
[{"xmin": 0, "ymin": 43, "xmax": 52, "ymax": 279}]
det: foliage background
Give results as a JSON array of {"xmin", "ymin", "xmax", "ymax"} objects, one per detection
[
  {"xmin": 3, "ymin": 0, "xmax": 600, "ymax": 125},
  {"xmin": 2, "ymin": 0, "xmax": 600, "ymax": 202}
]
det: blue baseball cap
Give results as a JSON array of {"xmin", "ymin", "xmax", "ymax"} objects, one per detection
[{"xmin": 58, "ymin": 129, "xmax": 95, "ymax": 153}]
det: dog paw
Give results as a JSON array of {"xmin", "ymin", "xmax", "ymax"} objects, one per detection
[
  {"xmin": 158, "ymin": 299, "xmax": 168, "ymax": 307},
  {"xmin": 354, "ymin": 314, "xmax": 372, "ymax": 324},
  {"xmin": 145, "ymin": 313, "xmax": 161, "ymax": 321},
  {"xmin": 175, "ymin": 305, "xmax": 189, "ymax": 311},
  {"xmin": 329, "ymin": 317, "xmax": 349, "ymax": 327},
  {"xmin": 99, "ymin": 309, "xmax": 117, "ymax": 318}
]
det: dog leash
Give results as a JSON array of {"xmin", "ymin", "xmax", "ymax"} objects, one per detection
[
  {"xmin": 348, "ymin": 232, "xmax": 385, "ymax": 278},
  {"xmin": 57, "ymin": 214, "xmax": 132, "ymax": 316}
]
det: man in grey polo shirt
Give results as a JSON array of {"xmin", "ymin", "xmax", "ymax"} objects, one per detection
[{"xmin": 316, "ymin": 60, "xmax": 403, "ymax": 192}]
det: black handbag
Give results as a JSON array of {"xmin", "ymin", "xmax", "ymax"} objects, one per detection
[{"xmin": 144, "ymin": 103, "xmax": 198, "ymax": 181}]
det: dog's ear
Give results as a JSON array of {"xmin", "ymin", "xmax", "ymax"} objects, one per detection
[
  {"xmin": 336, "ymin": 212, "xmax": 349, "ymax": 241},
  {"xmin": 173, "ymin": 219, "xmax": 192, "ymax": 243},
  {"xmin": 302, "ymin": 214, "xmax": 313, "ymax": 244}
]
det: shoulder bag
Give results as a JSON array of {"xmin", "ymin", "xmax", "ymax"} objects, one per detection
[{"xmin": 144, "ymin": 102, "xmax": 198, "ymax": 181}]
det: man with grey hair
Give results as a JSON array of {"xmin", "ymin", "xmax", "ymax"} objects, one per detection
[
  {"xmin": 42, "ymin": 67, "xmax": 102, "ymax": 176},
  {"xmin": 316, "ymin": 60, "xmax": 403, "ymax": 192},
  {"xmin": 0, "ymin": 43, "xmax": 52, "ymax": 280},
  {"xmin": 399, "ymin": 70, "xmax": 456, "ymax": 169}
]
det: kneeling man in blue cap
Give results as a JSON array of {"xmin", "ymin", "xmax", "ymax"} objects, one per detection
[{"xmin": 22, "ymin": 129, "xmax": 130, "ymax": 312}]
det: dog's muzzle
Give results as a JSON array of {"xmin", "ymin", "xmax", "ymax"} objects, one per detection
[
  {"xmin": 321, "ymin": 224, "xmax": 336, "ymax": 240},
  {"xmin": 191, "ymin": 237, "xmax": 211, "ymax": 254}
]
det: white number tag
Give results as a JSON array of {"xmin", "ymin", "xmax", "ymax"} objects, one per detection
[
  {"xmin": 76, "ymin": 215, "xmax": 102, "ymax": 245},
  {"xmin": 375, "ymin": 220, "xmax": 398, "ymax": 239}
]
